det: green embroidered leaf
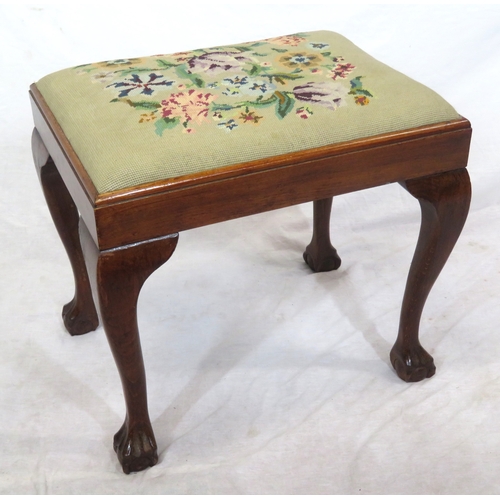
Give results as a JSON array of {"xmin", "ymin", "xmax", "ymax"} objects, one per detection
[
  {"xmin": 232, "ymin": 45, "xmax": 254, "ymax": 52},
  {"xmin": 348, "ymin": 76, "xmax": 373, "ymax": 98},
  {"xmin": 212, "ymin": 102, "xmax": 239, "ymax": 111},
  {"xmin": 274, "ymin": 91, "xmax": 295, "ymax": 119},
  {"xmin": 321, "ymin": 51, "xmax": 331, "ymax": 57},
  {"xmin": 249, "ymin": 94, "xmax": 278, "ymax": 107},
  {"xmin": 248, "ymin": 65, "xmax": 260, "ymax": 76},
  {"xmin": 157, "ymin": 59, "xmax": 178, "ymax": 68},
  {"xmin": 119, "ymin": 67, "xmax": 162, "ymax": 76},
  {"xmin": 155, "ymin": 117, "xmax": 179, "ymax": 136},
  {"xmin": 350, "ymin": 76, "xmax": 364, "ymax": 89},
  {"xmin": 271, "ymin": 48, "xmax": 288, "ymax": 53},
  {"xmin": 124, "ymin": 99, "xmax": 162, "ymax": 110},
  {"xmin": 175, "ymin": 64, "xmax": 191, "ymax": 79},
  {"xmin": 176, "ymin": 64, "xmax": 205, "ymax": 88},
  {"xmin": 263, "ymin": 73, "xmax": 304, "ymax": 84}
]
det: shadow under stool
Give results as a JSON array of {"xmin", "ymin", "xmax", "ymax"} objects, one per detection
[{"xmin": 30, "ymin": 30, "xmax": 472, "ymax": 473}]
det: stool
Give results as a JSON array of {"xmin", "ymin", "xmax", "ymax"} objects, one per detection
[{"xmin": 30, "ymin": 31, "xmax": 472, "ymax": 473}]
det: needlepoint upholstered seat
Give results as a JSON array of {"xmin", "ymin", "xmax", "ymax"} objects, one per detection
[{"xmin": 30, "ymin": 30, "xmax": 472, "ymax": 473}]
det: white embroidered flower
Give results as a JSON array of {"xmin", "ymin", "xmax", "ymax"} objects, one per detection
[{"xmin": 91, "ymin": 71, "xmax": 115, "ymax": 84}]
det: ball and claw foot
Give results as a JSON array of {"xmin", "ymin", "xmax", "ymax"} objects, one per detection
[
  {"xmin": 62, "ymin": 297, "xmax": 99, "ymax": 336},
  {"xmin": 113, "ymin": 421, "xmax": 159, "ymax": 474},
  {"xmin": 303, "ymin": 245, "xmax": 342, "ymax": 273},
  {"xmin": 390, "ymin": 344, "xmax": 436, "ymax": 383}
]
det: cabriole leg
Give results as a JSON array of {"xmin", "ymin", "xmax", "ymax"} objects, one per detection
[
  {"xmin": 303, "ymin": 197, "xmax": 342, "ymax": 272},
  {"xmin": 32, "ymin": 128, "xmax": 98, "ymax": 335},
  {"xmin": 391, "ymin": 168, "xmax": 471, "ymax": 382},
  {"xmin": 80, "ymin": 223, "xmax": 179, "ymax": 474}
]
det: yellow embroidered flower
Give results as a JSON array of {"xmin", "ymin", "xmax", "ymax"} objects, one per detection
[
  {"xmin": 278, "ymin": 52, "xmax": 323, "ymax": 70},
  {"xmin": 354, "ymin": 95, "xmax": 370, "ymax": 106},
  {"xmin": 238, "ymin": 111, "xmax": 263, "ymax": 124},
  {"xmin": 139, "ymin": 112, "xmax": 157, "ymax": 123},
  {"xmin": 96, "ymin": 58, "xmax": 144, "ymax": 69},
  {"xmin": 90, "ymin": 71, "xmax": 116, "ymax": 84}
]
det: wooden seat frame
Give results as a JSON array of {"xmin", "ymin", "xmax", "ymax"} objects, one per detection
[{"xmin": 30, "ymin": 83, "xmax": 472, "ymax": 474}]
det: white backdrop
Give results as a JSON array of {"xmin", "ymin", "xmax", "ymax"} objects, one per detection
[{"xmin": 1, "ymin": 3, "xmax": 499, "ymax": 494}]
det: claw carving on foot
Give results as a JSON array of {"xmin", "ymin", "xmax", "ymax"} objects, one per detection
[
  {"xmin": 303, "ymin": 246, "xmax": 341, "ymax": 272},
  {"xmin": 114, "ymin": 421, "xmax": 158, "ymax": 474},
  {"xmin": 390, "ymin": 344, "xmax": 436, "ymax": 383},
  {"xmin": 304, "ymin": 197, "xmax": 341, "ymax": 273},
  {"xmin": 62, "ymin": 297, "xmax": 99, "ymax": 336}
]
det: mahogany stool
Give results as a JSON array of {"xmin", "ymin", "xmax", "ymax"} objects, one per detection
[{"xmin": 30, "ymin": 31, "xmax": 472, "ymax": 473}]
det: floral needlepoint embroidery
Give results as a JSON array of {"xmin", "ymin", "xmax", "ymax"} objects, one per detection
[
  {"xmin": 98, "ymin": 58, "xmax": 143, "ymax": 68},
  {"xmin": 188, "ymin": 51, "xmax": 253, "ymax": 74},
  {"xmin": 354, "ymin": 95, "xmax": 370, "ymax": 106},
  {"xmin": 107, "ymin": 73, "xmax": 175, "ymax": 97},
  {"xmin": 349, "ymin": 76, "xmax": 374, "ymax": 103},
  {"xmin": 265, "ymin": 34, "xmax": 307, "ymax": 46},
  {"xmin": 91, "ymin": 71, "xmax": 116, "ymax": 84},
  {"xmin": 139, "ymin": 112, "xmax": 157, "ymax": 123},
  {"xmin": 296, "ymin": 106, "xmax": 313, "ymax": 119},
  {"xmin": 156, "ymin": 89, "xmax": 217, "ymax": 135},
  {"xmin": 293, "ymin": 81, "xmax": 349, "ymax": 111},
  {"xmin": 218, "ymin": 119, "xmax": 238, "ymax": 132},
  {"xmin": 331, "ymin": 63, "xmax": 356, "ymax": 80},
  {"xmin": 308, "ymin": 42, "xmax": 329, "ymax": 50},
  {"xmin": 75, "ymin": 32, "xmax": 374, "ymax": 135},
  {"xmin": 239, "ymin": 111, "xmax": 263, "ymax": 124},
  {"xmin": 279, "ymin": 52, "xmax": 324, "ymax": 69}
]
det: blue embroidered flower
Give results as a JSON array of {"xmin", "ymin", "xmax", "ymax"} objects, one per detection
[
  {"xmin": 308, "ymin": 42, "xmax": 329, "ymax": 50},
  {"xmin": 222, "ymin": 76, "xmax": 249, "ymax": 87},
  {"xmin": 217, "ymin": 119, "xmax": 238, "ymax": 131},
  {"xmin": 221, "ymin": 75, "xmax": 249, "ymax": 96},
  {"xmin": 107, "ymin": 73, "xmax": 175, "ymax": 97},
  {"xmin": 244, "ymin": 80, "xmax": 276, "ymax": 95},
  {"xmin": 221, "ymin": 76, "xmax": 276, "ymax": 97}
]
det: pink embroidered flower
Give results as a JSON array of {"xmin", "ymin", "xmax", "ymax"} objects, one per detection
[
  {"xmin": 265, "ymin": 34, "xmax": 306, "ymax": 47},
  {"xmin": 296, "ymin": 106, "xmax": 313, "ymax": 119},
  {"xmin": 187, "ymin": 51, "xmax": 253, "ymax": 74},
  {"xmin": 330, "ymin": 63, "xmax": 356, "ymax": 80},
  {"xmin": 161, "ymin": 89, "xmax": 217, "ymax": 126}
]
